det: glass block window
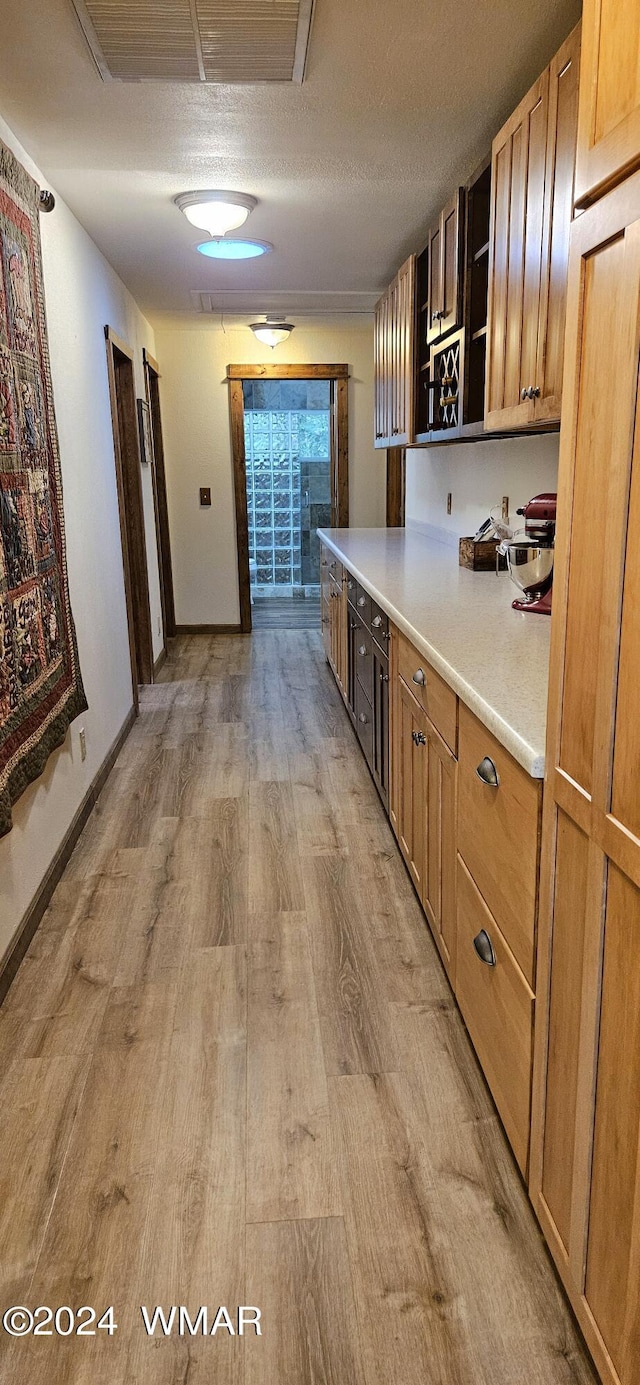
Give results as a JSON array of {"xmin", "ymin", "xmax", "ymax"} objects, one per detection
[{"xmin": 244, "ymin": 403, "xmax": 330, "ymax": 588}]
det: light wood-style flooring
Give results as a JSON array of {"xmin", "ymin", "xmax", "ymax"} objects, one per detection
[
  {"xmin": 251, "ymin": 595, "xmax": 321, "ymax": 629},
  {"xmin": 0, "ymin": 632, "xmax": 596, "ymax": 1384}
]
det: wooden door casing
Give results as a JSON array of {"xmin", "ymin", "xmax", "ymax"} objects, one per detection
[
  {"xmin": 530, "ymin": 169, "xmax": 640, "ymax": 1385},
  {"xmin": 575, "ymin": 0, "xmax": 640, "ymax": 207}
]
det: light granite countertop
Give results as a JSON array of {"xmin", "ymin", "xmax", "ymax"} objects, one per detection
[{"xmin": 318, "ymin": 526, "xmax": 550, "ymax": 778}]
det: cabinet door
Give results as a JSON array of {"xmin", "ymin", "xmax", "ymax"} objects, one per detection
[
  {"xmin": 485, "ymin": 70, "xmax": 549, "ymax": 430},
  {"xmin": 534, "ymin": 24, "xmax": 581, "ymax": 424},
  {"xmin": 426, "ymin": 220, "xmax": 442, "ymax": 345},
  {"xmin": 320, "ymin": 547, "xmax": 332, "ymax": 661},
  {"xmin": 530, "ymin": 171, "xmax": 640, "ymax": 1385},
  {"xmin": 422, "ymin": 722, "xmax": 457, "ymax": 983},
  {"xmin": 575, "ymin": 0, "xmax": 640, "ymax": 208},
  {"xmin": 374, "ymin": 296, "xmax": 386, "ymax": 445},
  {"xmin": 397, "ymin": 677, "xmax": 427, "ymax": 895},
  {"xmin": 389, "ymin": 624, "xmax": 400, "ymax": 837},
  {"xmin": 372, "ymin": 641, "xmax": 390, "ymax": 809},
  {"xmin": 439, "ymin": 190, "xmax": 464, "ymax": 338},
  {"xmin": 393, "ymin": 256, "xmax": 416, "ymax": 445}
]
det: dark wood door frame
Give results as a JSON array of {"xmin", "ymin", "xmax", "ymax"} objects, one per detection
[
  {"xmin": 227, "ymin": 363, "xmax": 350, "ymax": 634},
  {"xmin": 387, "ymin": 446, "xmax": 406, "ymax": 527},
  {"xmin": 143, "ymin": 348, "xmax": 176, "ymax": 641},
  {"xmin": 105, "ymin": 326, "xmax": 154, "ymax": 703}
]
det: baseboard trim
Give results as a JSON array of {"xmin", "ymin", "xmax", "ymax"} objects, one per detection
[
  {"xmin": 175, "ymin": 623, "xmax": 243, "ymax": 635},
  {"xmin": 153, "ymin": 646, "xmax": 167, "ymax": 676},
  {"xmin": 0, "ymin": 704, "xmax": 137, "ymax": 1008}
]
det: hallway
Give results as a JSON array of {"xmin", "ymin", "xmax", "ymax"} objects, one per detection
[{"xmin": 0, "ymin": 632, "xmax": 595, "ymax": 1385}]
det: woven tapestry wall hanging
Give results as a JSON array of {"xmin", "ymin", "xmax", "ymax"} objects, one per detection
[{"xmin": 0, "ymin": 139, "xmax": 87, "ymax": 838}]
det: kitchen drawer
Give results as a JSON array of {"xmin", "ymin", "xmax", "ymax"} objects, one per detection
[
  {"xmin": 355, "ymin": 678, "xmax": 374, "ymax": 768},
  {"xmin": 328, "ymin": 555, "xmax": 343, "ymax": 584},
  {"xmin": 355, "ymin": 584, "xmax": 372, "ymax": 625},
  {"xmin": 345, "ymin": 570, "xmax": 357, "ymax": 608},
  {"xmin": 370, "ymin": 599, "xmax": 390, "ymax": 648},
  {"xmin": 397, "ymin": 629, "xmax": 457, "ymax": 754},
  {"xmin": 456, "ymin": 855, "xmax": 534, "ymax": 1175},
  {"xmin": 354, "ymin": 621, "xmax": 374, "ymax": 704},
  {"xmin": 458, "ymin": 703, "xmax": 541, "ymax": 986}
]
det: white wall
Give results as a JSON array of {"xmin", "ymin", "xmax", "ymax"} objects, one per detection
[
  {"xmin": 152, "ymin": 320, "xmax": 385, "ymax": 626},
  {"xmin": 0, "ymin": 115, "xmax": 162, "ymax": 960},
  {"xmin": 405, "ymin": 432, "xmax": 560, "ymax": 541}
]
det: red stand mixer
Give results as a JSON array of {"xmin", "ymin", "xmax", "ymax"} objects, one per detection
[{"xmin": 503, "ymin": 493, "xmax": 557, "ymax": 614}]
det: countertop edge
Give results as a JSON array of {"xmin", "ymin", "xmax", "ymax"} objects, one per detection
[{"xmin": 318, "ymin": 529, "xmax": 546, "ymax": 779}]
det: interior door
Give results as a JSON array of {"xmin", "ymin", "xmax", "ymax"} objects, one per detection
[
  {"xmin": 530, "ymin": 170, "xmax": 640, "ymax": 1385},
  {"xmin": 485, "ymin": 70, "xmax": 549, "ymax": 430},
  {"xmin": 575, "ymin": 0, "xmax": 640, "ymax": 208}
]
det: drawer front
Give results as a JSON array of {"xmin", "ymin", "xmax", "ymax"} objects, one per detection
[
  {"xmin": 355, "ymin": 678, "xmax": 374, "ymax": 768},
  {"xmin": 456, "ymin": 855, "xmax": 534, "ymax": 1175},
  {"xmin": 328, "ymin": 555, "xmax": 343, "ymax": 584},
  {"xmin": 397, "ymin": 629, "xmax": 458, "ymax": 753},
  {"xmin": 345, "ymin": 570, "xmax": 358, "ymax": 609},
  {"xmin": 355, "ymin": 584, "xmax": 372, "ymax": 625},
  {"xmin": 354, "ymin": 621, "xmax": 374, "ymax": 704},
  {"xmin": 370, "ymin": 600, "xmax": 389, "ymax": 647},
  {"xmin": 458, "ymin": 703, "xmax": 541, "ymax": 985}
]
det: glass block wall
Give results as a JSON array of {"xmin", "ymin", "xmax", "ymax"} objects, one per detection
[{"xmin": 243, "ymin": 380, "xmax": 331, "ymax": 594}]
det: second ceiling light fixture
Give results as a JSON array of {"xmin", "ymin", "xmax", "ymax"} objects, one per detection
[{"xmin": 175, "ymin": 190, "xmax": 272, "ymax": 258}]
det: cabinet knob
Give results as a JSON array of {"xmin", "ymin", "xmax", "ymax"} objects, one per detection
[
  {"xmin": 476, "ymin": 756, "xmax": 500, "ymax": 787},
  {"xmin": 382, "ymin": 630, "xmax": 391, "ymax": 642},
  {"xmin": 372, "ymin": 615, "xmax": 383, "ymax": 628},
  {"xmin": 347, "ymin": 579, "xmax": 354, "ymax": 589},
  {"xmin": 359, "ymin": 712, "xmax": 368, "ymax": 724},
  {"xmin": 392, "ymin": 428, "xmax": 400, "ymax": 435},
  {"xmin": 473, "ymin": 929, "xmax": 497, "ymax": 967},
  {"xmin": 530, "ymin": 385, "xmax": 540, "ymax": 398},
  {"xmin": 412, "ymin": 729, "xmax": 426, "ymax": 746},
  {"xmin": 349, "ymin": 621, "xmax": 357, "ymax": 631},
  {"xmin": 520, "ymin": 387, "xmax": 529, "ymax": 401},
  {"xmin": 375, "ymin": 431, "xmax": 383, "ymax": 439},
  {"xmin": 357, "ymin": 596, "xmax": 366, "ymax": 607},
  {"xmin": 358, "ymin": 645, "xmax": 367, "ymax": 657},
  {"xmin": 380, "ymin": 672, "xmax": 389, "ymax": 683},
  {"xmin": 412, "ymin": 668, "xmax": 426, "ymax": 687}
]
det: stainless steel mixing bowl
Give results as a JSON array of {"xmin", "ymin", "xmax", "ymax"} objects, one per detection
[{"xmin": 505, "ymin": 541, "xmax": 554, "ymax": 597}]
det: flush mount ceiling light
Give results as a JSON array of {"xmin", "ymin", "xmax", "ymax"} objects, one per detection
[
  {"xmin": 175, "ymin": 191, "xmax": 257, "ymax": 238},
  {"xmin": 196, "ymin": 239, "xmax": 273, "ymax": 260},
  {"xmin": 250, "ymin": 316, "xmax": 295, "ymax": 348}
]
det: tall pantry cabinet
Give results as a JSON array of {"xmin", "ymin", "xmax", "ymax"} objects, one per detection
[{"xmin": 531, "ymin": 7, "xmax": 640, "ymax": 1384}]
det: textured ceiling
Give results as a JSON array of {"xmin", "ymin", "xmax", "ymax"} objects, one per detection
[{"xmin": 0, "ymin": 0, "xmax": 581, "ymax": 322}]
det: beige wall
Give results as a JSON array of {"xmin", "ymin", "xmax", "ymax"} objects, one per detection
[
  {"xmin": 405, "ymin": 432, "xmax": 560, "ymax": 541},
  {"xmin": 0, "ymin": 115, "xmax": 161, "ymax": 960},
  {"xmin": 152, "ymin": 320, "xmax": 385, "ymax": 626}
]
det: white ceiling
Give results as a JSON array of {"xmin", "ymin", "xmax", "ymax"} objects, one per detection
[{"xmin": 0, "ymin": 0, "xmax": 581, "ymax": 324}]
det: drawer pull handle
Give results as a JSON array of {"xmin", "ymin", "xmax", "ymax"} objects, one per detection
[
  {"xmin": 412, "ymin": 668, "xmax": 426, "ymax": 687},
  {"xmin": 372, "ymin": 614, "xmax": 383, "ymax": 628},
  {"xmin": 350, "ymin": 621, "xmax": 357, "ymax": 631},
  {"xmin": 380, "ymin": 672, "xmax": 389, "ymax": 683},
  {"xmin": 357, "ymin": 596, "xmax": 367, "ymax": 607},
  {"xmin": 473, "ymin": 929, "xmax": 497, "ymax": 967},
  {"xmin": 382, "ymin": 630, "xmax": 390, "ymax": 642},
  {"xmin": 476, "ymin": 756, "xmax": 500, "ymax": 787},
  {"xmin": 359, "ymin": 712, "xmax": 368, "ymax": 725},
  {"xmin": 412, "ymin": 730, "xmax": 426, "ymax": 746},
  {"xmin": 358, "ymin": 645, "xmax": 367, "ymax": 656}
]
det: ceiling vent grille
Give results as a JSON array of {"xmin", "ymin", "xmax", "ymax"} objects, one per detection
[{"xmin": 71, "ymin": 0, "xmax": 314, "ymax": 83}]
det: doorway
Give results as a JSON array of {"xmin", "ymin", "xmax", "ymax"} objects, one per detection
[
  {"xmin": 228, "ymin": 364, "xmax": 349, "ymax": 633},
  {"xmin": 143, "ymin": 348, "xmax": 176, "ymax": 641},
  {"xmin": 105, "ymin": 326, "xmax": 153, "ymax": 704}
]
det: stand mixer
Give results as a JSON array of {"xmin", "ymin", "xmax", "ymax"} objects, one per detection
[{"xmin": 502, "ymin": 493, "xmax": 557, "ymax": 614}]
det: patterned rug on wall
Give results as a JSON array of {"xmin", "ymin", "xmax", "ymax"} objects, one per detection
[{"xmin": 0, "ymin": 138, "xmax": 87, "ymax": 838}]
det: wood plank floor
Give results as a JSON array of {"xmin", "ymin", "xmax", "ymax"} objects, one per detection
[{"xmin": 0, "ymin": 632, "xmax": 596, "ymax": 1384}]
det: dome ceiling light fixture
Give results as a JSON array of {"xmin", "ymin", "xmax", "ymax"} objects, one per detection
[
  {"xmin": 250, "ymin": 316, "xmax": 295, "ymax": 348},
  {"xmin": 196, "ymin": 239, "xmax": 273, "ymax": 260},
  {"xmin": 175, "ymin": 190, "xmax": 258, "ymax": 238}
]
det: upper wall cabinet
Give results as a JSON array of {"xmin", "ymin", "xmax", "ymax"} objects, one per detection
[
  {"xmin": 374, "ymin": 255, "xmax": 416, "ymax": 448},
  {"xmin": 575, "ymin": 0, "xmax": 640, "ymax": 207},
  {"xmin": 426, "ymin": 190, "xmax": 464, "ymax": 345},
  {"xmin": 485, "ymin": 23, "xmax": 581, "ymax": 432}
]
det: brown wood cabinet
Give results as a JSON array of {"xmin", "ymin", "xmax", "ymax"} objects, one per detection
[
  {"xmin": 426, "ymin": 190, "xmax": 464, "ymax": 345},
  {"xmin": 321, "ymin": 547, "xmax": 347, "ymax": 694},
  {"xmin": 575, "ymin": 0, "xmax": 640, "ymax": 207},
  {"xmin": 485, "ymin": 24, "xmax": 581, "ymax": 431},
  {"xmin": 374, "ymin": 255, "xmax": 416, "ymax": 448},
  {"xmin": 530, "ymin": 164, "xmax": 640, "ymax": 1385}
]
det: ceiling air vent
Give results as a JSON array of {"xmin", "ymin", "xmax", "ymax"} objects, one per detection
[{"xmin": 71, "ymin": 0, "xmax": 315, "ymax": 83}]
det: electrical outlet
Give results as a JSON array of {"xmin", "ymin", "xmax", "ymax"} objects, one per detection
[
  {"xmin": 79, "ymin": 728, "xmax": 87, "ymax": 763},
  {"xmin": 502, "ymin": 496, "xmax": 509, "ymax": 522},
  {"xmin": 446, "ymin": 492, "xmax": 452, "ymax": 516}
]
